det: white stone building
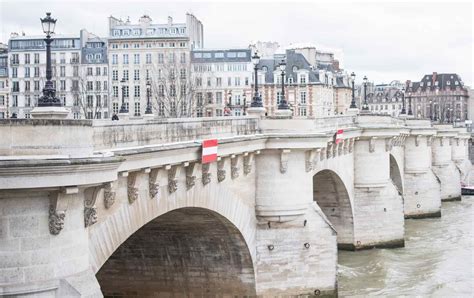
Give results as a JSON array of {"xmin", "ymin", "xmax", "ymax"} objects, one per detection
[
  {"xmin": 8, "ymin": 33, "xmax": 81, "ymax": 118},
  {"xmin": 191, "ymin": 48, "xmax": 253, "ymax": 117},
  {"xmin": 0, "ymin": 43, "xmax": 8, "ymax": 118},
  {"xmin": 74, "ymin": 29, "xmax": 109, "ymax": 119},
  {"xmin": 107, "ymin": 14, "xmax": 204, "ymax": 118}
]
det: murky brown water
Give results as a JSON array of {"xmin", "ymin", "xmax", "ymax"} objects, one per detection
[{"xmin": 338, "ymin": 198, "xmax": 474, "ymax": 297}]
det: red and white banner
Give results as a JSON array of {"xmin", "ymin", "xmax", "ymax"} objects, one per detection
[
  {"xmin": 334, "ymin": 129, "xmax": 344, "ymax": 144},
  {"xmin": 202, "ymin": 139, "xmax": 218, "ymax": 163}
]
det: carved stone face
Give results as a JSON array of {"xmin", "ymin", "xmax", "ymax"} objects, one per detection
[{"xmin": 49, "ymin": 208, "xmax": 66, "ymax": 235}]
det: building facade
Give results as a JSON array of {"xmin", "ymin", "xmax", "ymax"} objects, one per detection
[
  {"xmin": 407, "ymin": 72, "xmax": 469, "ymax": 123},
  {"xmin": 365, "ymin": 81, "xmax": 404, "ymax": 117},
  {"xmin": 107, "ymin": 14, "xmax": 203, "ymax": 118},
  {"xmin": 257, "ymin": 49, "xmax": 350, "ymax": 117},
  {"xmin": 8, "ymin": 33, "xmax": 81, "ymax": 118},
  {"xmin": 191, "ymin": 48, "xmax": 252, "ymax": 117},
  {"xmin": 75, "ymin": 29, "xmax": 109, "ymax": 119},
  {"xmin": 0, "ymin": 43, "xmax": 8, "ymax": 118}
]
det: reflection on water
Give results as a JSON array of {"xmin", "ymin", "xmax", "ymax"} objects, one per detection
[{"xmin": 338, "ymin": 198, "xmax": 474, "ymax": 297}]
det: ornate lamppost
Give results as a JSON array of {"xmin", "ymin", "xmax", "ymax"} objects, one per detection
[
  {"xmin": 38, "ymin": 12, "xmax": 61, "ymax": 107},
  {"xmin": 407, "ymin": 91, "xmax": 413, "ymax": 115},
  {"xmin": 119, "ymin": 78, "xmax": 128, "ymax": 113},
  {"xmin": 400, "ymin": 87, "xmax": 406, "ymax": 114},
  {"xmin": 277, "ymin": 61, "xmax": 289, "ymax": 110},
  {"xmin": 145, "ymin": 80, "xmax": 153, "ymax": 114},
  {"xmin": 362, "ymin": 75, "xmax": 369, "ymax": 110},
  {"xmin": 350, "ymin": 72, "xmax": 357, "ymax": 108},
  {"xmin": 251, "ymin": 53, "xmax": 262, "ymax": 107}
]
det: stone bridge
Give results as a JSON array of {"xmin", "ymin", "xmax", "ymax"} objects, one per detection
[{"xmin": 0, "ymin": 115, "xmax": 471, "ymax": 296}]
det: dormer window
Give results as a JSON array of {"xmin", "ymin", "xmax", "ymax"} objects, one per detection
[
  {"xmin": 180, "ymin": 28, "xmax": 186, "ymax": 34},
  {"xmin": 288, "ymin": 77, "xmax": 294, "ymax": 84},
  {"xmin": 133, "ymin": 29, "xmax": 141, "ymax": 35},
  {"xmin": 133, "ymin": 43, "xmax": 139, "ymax": 48},
  {"xmin": 427, "ymin": 81, "xmax": 431, "ymax": 86},
  {"xmin": 113, "ymin": 30, "xmax": 120, "ymax": 36},
  {"xmin": 262, "ymin": 66, "xmax": 268, "ymax": 72},
  {"xmin": 455, "ymin": 81, "xmax": 459, "ymax": 85},
  {"xmin": 146, "ymin": 29, "xmax": 155, "ymax": 35},
  {"xmin": 420, "ymin": 82, "xmax": 424, "ymax": 86},
  {"xmin": 447, "ymin": 81, "xmax": 451, "ymax": 85},
  {"xmin": 299, "ymin": 75, "xmax": 307, "ymax": 84},
  {"xmin": 123, "ymin": 43, "xmax": 129, "ymax": 49},
  {"xmin": 123, "ymin": 30, "xmax": 130, "ymax": 36}
]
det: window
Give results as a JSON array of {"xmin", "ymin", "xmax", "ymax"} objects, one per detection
[
  {"xmin": 24, "ymin": 81, "xmax": 30, "ymax": 91},
  {"xmin": 158, "ymin": 53, "xmax": 164, "ymax": 63},
  {"xmin": 134, "ymin": 85, "xmax": 140, "ymax": 97},
  {"xmin": 169, "ymin": 53, "xmax": 175, "ymax": 63},
  {"xmin": 235, "ymin": 77, "xmax": 241, "ymax": 86},
  {"xmin": 112, "ymin": 70, "xmax": 118, "ymax": 81},
  {"xmin": 87, "ymin": 67, "xmax": 93, "ymax": 76},
  {"xmin": 12, "ymin": 95, "xmax": 18, "ymax": 106},
  {"xmin": 134, "ymin": 54, "xmax": 140, "ymax": 64},
  {"xmin": 277, "ymin": 91, "xmax": 282, "ymax": 104},
  {"xmin": 113, "ymin": 86, "xmax": 119, "ymax": 97},
  {"xmin": 95, "ymin": 81, "xmax": 100, "ymax": 91},
  {"xmin": 170, "ymin": 85, "xmax": 176, "ymax": 97},
  {"xmin": 112, "ymin": 54, "xmax": 118, "ymax": 64},
  {"xmin": 73, "ymin": 66, "xmax": 79, "ymax": 76},
  {"xmin": 72, "ymin": 80, "xmax": 79, "ymax": 91},
  {"xmin": 24, "ymin": 67, "xmax": 30, "ymax": 78},
  {"xmin": 134, "ymin": 102, "xmax": 141, "ymax": 116},
  {"xmin": 87, "ymin": 95, "xmax": 94, "ymax": 107},
  {"xmin": 123, "ymin": 54, "xmax": 129, "ymax": 64},
  {"xmin": 207, "ymin": 92, "xmax": 213, "ymax": 104},
  {"xmin": 146, "ymin": 53, "xmax": 152, "ymax": 64},
  {"xmin": 216, "ymin": 92, "xmax": 222, "ymax": 104},
  {"xmin": 103, "ymin": 67, "xmax": 107, "ymax": 76},
  {"xmin": 158, "ymin": 85, "xmax": 164, "ymax": 96},
  {"xmin": 113, "ymin": 102, "xmax": 119, "ymax": 114},
  {"xmin": 299, "ymin": 107, "xmax": 307, "ymax": 116},
  {"xmin": 25, "ymin": 95, "xmax": 31, "ymax": 106},
  {"xmin": 12, "ymin": 81, "xmax": 19, "ymax": 92},
  {"xmin": 196, "ymin": 77, "xmax": 202, "ymax": 87},
  {"xmin": 123, "ymin": 69, "xmax": 129, "ymax": 81},
  {"xmin": 87, "ymin": 81, "xmax": 93, "ymax": 91},
  {"xmin": 300, "ymin": 91, "xmax": 307, "ymax": 104},
  {"xmin": 207, "ymin": 77, "xmax": 211, "ymax": 87},
  {"xmin": 180, "ymin": 53, "xmax": 186, "ymax": 63},
  {"xmin": 228, "ymin": 77, "xmax": 232, "ymax": 86},
  {"xmin": 34, "ymin": 53, "xmax": 40, "ymax": 64},
  {"xmin": 180, "ymin": 68, "xmax": 186, "ymax": 79},
  {"xmin": 123, "ymin": 86, "xmax": 129, "ymax": 98},
  {"xmin": 196, "ymin": 93, "xmax": 203, "ymax": 106},
  {"xmin": 134, "ymin": 69, "xmax": 140, "ymax": 81},
  {"xmin": 0, "ymin": 95, "xmax": 4, "ymax": 106},
  {"xmin": 12, "ymin": 67, "xmax": 18, "ymax": 78},
  {"xmin": 300, "ymin": 75, "xmax": 306, "ymax": 84},
  {"xmin": 103, "ymin": 81, "xmax": 108, "ymax": 91},
  {"xmin": 123, "ymin": 43, "xmax": 129, "ymax": 49},
  {"xmin": 96, "ymin": 67, "xmax": 101, "ymax": 76},
  {"xmin": 34, "ymin": 81, "xmax": 40, "ymax": 91},
  {"xmin": 245, "ymin": 77, "xmax": 249, "ymax": 86},
  {"xmin": 24, "ymin": 54, "xmax": 30, "ymax": 64}
]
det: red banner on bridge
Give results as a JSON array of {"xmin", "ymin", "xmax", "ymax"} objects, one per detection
[{"xmin": 202, "ymin": 139, "xmax": 218, "ymax": 163}]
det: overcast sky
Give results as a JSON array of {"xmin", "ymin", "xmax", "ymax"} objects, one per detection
[{"xmin": 1, "ymin": 0, "xmax": 472, "ymax": 85}]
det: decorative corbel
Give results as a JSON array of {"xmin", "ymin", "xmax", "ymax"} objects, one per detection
[
  {"xmin": 243, "ymin": 152, "xmax": 253, "ymax": 175},
  {"xmin": 280, "ymin": 149, "xmax": 291, "ymax": 174},
  {"xmin": 217, "ymin": 158, "xmax": 227, "ymax": 182},
  {"xmin": 167, "ymin": 165, "xmax": 180, "ymax": 194},
  {"xmin": 127, "ymin": 172, "xmax": 139, "ymax": 203},
  {"xmin": 369, "ymin": 137, "xmax": 377, "ymax": 153},
  {"xmin": 202, "ymin": 163, "xmax": 211, "ymax": 185},
  {"xmin": 305, "ymin": 150, "xmax": 317, "ymax": 172},
  {"xmin": 326, "ymin": 143, "xmax": 332, "ymax": 159},
  {"xmin": 332, "ymin": 142, "xmax": 338, "ymax": 157},
  {"xmin": 185, "ymin": 162, "xmax": 196, "ymax": 190},
  {"xmin": 231, "ymin": 155, "xmax": 239, "ymax": 179},
  {"xmin": 456, "ymin": 138, "xmax": 460, "ymax": 146},
  {"xmin": 320, "ymin": 148, "xmax": 326, "ymax": 161},
  {"xmin": 415, "ymin": 135, "xmax": 421, "ymax": 147},
  {"xmin": 338, "ymin": 140, "xmax": 344, "ymax": 156},
  {"xmin": 84, "ymin": 186, "xmax": 102, "ymax": 228},
  {"xmin": 385, "ymin": 138, "xmax": 392, "ymax": 152},
  {"xmin": 103, "ymin": 182, "xmax": 116, "ymax": 208},
  {"xmin": 49, "ymin": 187, "xmax": 77, "ymax": 235},
  {"xmin": 427, "ymin": 136, "xmax": 433, "ymax": 146},
  {"xmin": 149, "ymin": 168, "xmax": 160, "ymax": 199},
  {"xmin": 440, "ymin": 137, "xmax": 444, "ymax": 147}
]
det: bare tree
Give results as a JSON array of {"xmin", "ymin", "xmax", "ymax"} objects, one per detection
[
  {"xmin": 73, "ymin": 74, "xmax": 103, "ymax": 119},
  {"xmin": 146, "ymin": 57, "xmax": 205, "ymax": 118}
]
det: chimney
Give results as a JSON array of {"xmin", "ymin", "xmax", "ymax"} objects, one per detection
[
  {"xmin": 168, "ymin": 16, "xmax": 173, "ymax": 25},
  {"xmin": 332, "ymin": 59, "xmax": 340, "ymax": 71},
  {"xmin": 432, "ymin": 72, "xmax": 437, "ymax": 85}
]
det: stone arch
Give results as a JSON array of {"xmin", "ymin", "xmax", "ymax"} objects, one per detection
[
  {"xmin": 313, "ymin": 169, "xmax": 354, "ymax": 250},
  {"xmin": 95, "ymin": 207, "xmax": 256, "ymax": 296},
  {"xmin": 390, "ymin": 154, "xmax": 403, "ymax": 195}
]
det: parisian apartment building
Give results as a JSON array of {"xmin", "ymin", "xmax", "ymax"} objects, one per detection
[
  {"xmin": 0, "ymin": 43, "xmax": 8, "ymax": 118},
  {"xmin": 364, "ymin": 80, "xmax": 405, "ymax": 117},
  {"xmin": 191, "ymin": 48, "xmax": 253, "ymax": 117},
  {"xmin": 253, "ymin": 45, "xmax": 352, "ymax": 118},
  {"xmin": 107, "ymin": 13, "xmax": 204, "ymax": 118},
  {"xmin": 7, "ymin": 33, "xmax": 82, "ymax": 118},
  {"xmin": 406, "ymin": 72, "xmax": 470, "ymax": 123}
]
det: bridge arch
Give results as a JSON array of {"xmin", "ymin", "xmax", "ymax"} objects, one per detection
[
  {"xmin": 390, "ymin": 153, "xmax": 403, "ymax": 195},
  {"xmin": 313, "ymin": 169, "xmax": 354, "ymax": 249},
  {"xmin": 96, "ymin": 207, "xmax": 256, "ymax": 296}
]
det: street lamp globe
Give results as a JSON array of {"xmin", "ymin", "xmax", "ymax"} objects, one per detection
[
  {"xmin": 279, "ymin": 61, "xmax": 286, "ymax": 72},
  {"xmin": 351, "ymin": 72, "xmax": 356, "ymax": 80},
  {"xmin": 251, "ymin": 53, "xmax": 260, "ymax": 66},
  {"xmin": 363, "ymin": 76, "xmax": 368, "ymax": 84},
  {"xmin": 41, "ymin": 12, "xmax": 56, "ymax": 36}
]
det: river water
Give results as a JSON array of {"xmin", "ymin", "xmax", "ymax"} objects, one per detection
[{"xmin": 338, "ymin": 198, "xmax": 474, "ymax": 297}]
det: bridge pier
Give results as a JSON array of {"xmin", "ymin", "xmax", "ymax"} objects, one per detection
[
  {"xmin": 431, "ymin": 129, "xmax": 462, "ymax": 201},
  {"xmin": 452, "ymin": 133, "xmax": 472, "ymax": 185},
  {"xmin": 403, "ymin": 125, "xmax": 442, "ymax": 218},
  {"xmin": 255, "ymin": 149, "xmax": 337, "ymax": 296},
  {"xmin": 352, "ymin": 136, "xmax": 405, "ymax": 249}
]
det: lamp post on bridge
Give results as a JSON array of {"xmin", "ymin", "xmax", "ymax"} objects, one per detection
[
  {"xmin": 407, "ymin": 91, "xmax": 413, "ymax": 115},
  {"xmin": 119, "ymin": 78, "xmax": 128, "ymax": 114},
  {"xmin": 145, "ymin": 80, "xmax": 153, "ymax": 115},
  {"xmin": 400, "ymin": 87, "xmax": 406, "ymax": 115},
  {"xmin": 350, "ymin": 72, "xmax": 357, "ymax": 108},
  {"xmin": 31, "ymin": 12, "xmax": 69, "ymax": 119},
  {"xmin": 277, "ymin": 61, "xmax": 289, "ymax": 110},
  {"xmin": 251, "ymin": 53, "xmax": 262, "ymax": 108},
  {"xmin": 362, "ymin": 76, "xmax": 369, "ymax": 111}
]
